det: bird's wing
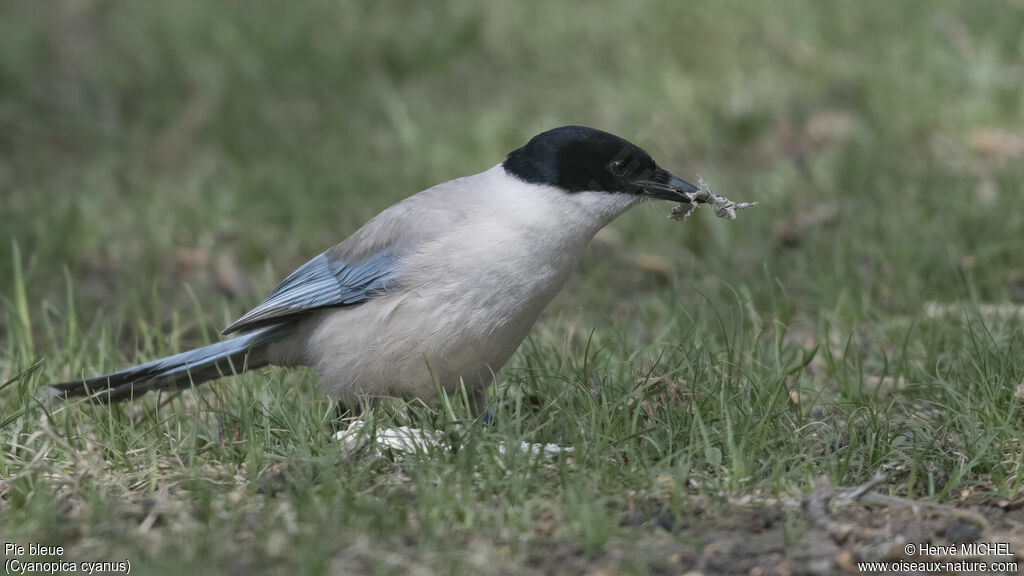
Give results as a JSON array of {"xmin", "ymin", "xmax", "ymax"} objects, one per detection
[
  {"xmin": 221, "ymin": 168, "xmax": 487, "ymax": 335},
  {"xmin": 221, "ymin": 249, "xmax": 399, "ymax": 334}
]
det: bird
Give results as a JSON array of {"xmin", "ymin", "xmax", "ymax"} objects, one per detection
[{"xmin": 49, "ymin": 125, "xmax": 704, "ymax": 413}]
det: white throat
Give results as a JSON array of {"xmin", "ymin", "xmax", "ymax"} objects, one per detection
[{"xmin": 487, "ymin": 164, "xmax": 643, "ymax": 237}]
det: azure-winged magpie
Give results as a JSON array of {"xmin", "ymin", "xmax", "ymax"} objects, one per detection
[{"xmin": 50, "ymin": 126, "xmax": 707, "ymax": 412}]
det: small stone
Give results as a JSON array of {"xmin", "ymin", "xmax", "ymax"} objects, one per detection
[
  {"xmin": 835, "ymin": 550, "xmax": 857, "ymax": 573},
  {"xmin": 945, "ymin": 520, "xmax": 981, "ymax": 543}
]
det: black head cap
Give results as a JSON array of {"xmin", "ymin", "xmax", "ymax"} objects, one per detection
[{"xmin": 502, "ymin": 126, "xmax": 697, "ymax": 199}]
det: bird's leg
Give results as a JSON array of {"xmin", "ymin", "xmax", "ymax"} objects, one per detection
[
  {"xmin": 469, "ymin": 386, "xmax": 491, "ymax": 420},
  {"xmin": 332, "ymin": 398, "xmax": 361, "ymax": 424}
]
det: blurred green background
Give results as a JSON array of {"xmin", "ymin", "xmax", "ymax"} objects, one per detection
[
  {"xmin": 3, "ymin": 0, "xmax": 1021, "ymax": 339},
  {"xmin": 3, "ymin": 1, "xmax": 1024, "ymax": 573}
]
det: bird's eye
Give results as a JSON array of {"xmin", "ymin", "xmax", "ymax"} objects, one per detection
[{"xmin": 609, "ymin": 160, "xmax": 628, "ymax": 176}]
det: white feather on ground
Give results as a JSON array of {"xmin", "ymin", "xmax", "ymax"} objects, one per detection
[{"xmin": 335, "ymin": 420, "xmax": 573, "ymax": 458}]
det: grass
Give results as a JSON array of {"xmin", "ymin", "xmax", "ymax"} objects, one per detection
[{"xmin": 3, "ymin": 0, "xmax": 1024, "ymax": 573}]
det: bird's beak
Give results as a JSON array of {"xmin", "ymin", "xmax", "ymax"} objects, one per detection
[{"xmin": 635, "ymin": 168, "xmax": 700, "ymax": 201}]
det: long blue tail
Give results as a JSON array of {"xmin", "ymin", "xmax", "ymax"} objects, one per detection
[{"xmin": 48, "ymin": 323, "xmax": 294, "ymax": 403}]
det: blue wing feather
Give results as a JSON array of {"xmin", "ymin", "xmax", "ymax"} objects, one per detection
[{"xmin": 221, "ymin": 250, "xmax": 398, "ymax": 334}]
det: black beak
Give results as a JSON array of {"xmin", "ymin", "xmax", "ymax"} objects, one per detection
[{"xmin": 635, "ymin": 168, "xmax": 700, "ymax": 201}]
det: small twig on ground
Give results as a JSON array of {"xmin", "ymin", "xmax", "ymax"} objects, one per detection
[
  {"xmin": 805, "ymin": 471, "xmax": 974, "ymax": 548},
  {"xmin": 835, "ymin": 471, "xmax": 957, "ymax": 513},
  {"xmin": 805, "ymin": 475, "xmax": 852, "ymax": 542},
  {"xmin": 835, "ymin": 471, "xmax": 888, "ymax": 505},
  {"xmin": 851, "ymin": 492, "xmax": 954, "ymax": 511},
  {"xmin": 806, "ymin": 473, "xmax": 897, "ymax": 544}
]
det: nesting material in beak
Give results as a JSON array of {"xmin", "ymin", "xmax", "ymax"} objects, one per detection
[{"xmin": 668, "ymin": 175, "xmax": 758, "ymax": 221}]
